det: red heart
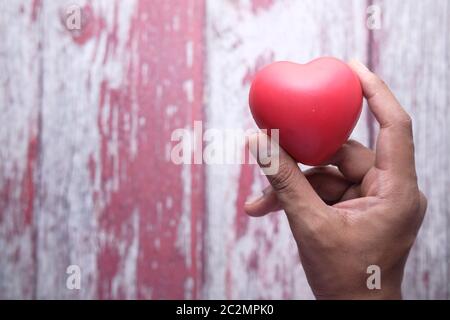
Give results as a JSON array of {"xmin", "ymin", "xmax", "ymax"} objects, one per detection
[{"xmin": 249, "ymin": 57, "xmax": 363, "ymax": 165}]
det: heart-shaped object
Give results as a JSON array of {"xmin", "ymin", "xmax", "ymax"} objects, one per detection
[{"xmin": 249, "ymin": 57, "xmax": 363, "ymax": 165}]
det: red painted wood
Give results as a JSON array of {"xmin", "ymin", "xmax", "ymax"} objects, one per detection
[
  {"xmin": 0, "ymin": 0, "xmax": 42, "ymax": 299},
  {"xmin": 1, "ymin": 0, "xmax": 205, "ymax": 299},
  {"xmin": 91, "ymin": 0, "xmax": 206, "ymax": 299}
]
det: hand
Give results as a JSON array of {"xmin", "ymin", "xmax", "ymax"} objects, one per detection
[{"xmin": 245, "ymin": 60, "xmax": 427, "ymax": 300}]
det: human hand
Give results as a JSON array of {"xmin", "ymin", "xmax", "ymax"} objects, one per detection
[{"xmin": 245, "ymin": 60, "xmax": 427, "ymax": 299}]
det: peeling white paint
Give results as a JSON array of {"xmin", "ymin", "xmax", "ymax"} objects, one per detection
[
  {"xmin": 186, "ymin": 41, "xmax": 194, "ymax": 68},
  {"xmin": 183, "ymin": 79, "xmax": 194, "ymax": 103},
  {"xmin": 173, "ymin": 15, "xmax": 180, "ymax": 31},
  {"xmin": 166, "ymin": 196, "xmax": 173, "ymax": 209},
  {"xmin": 166, "ymin": 104, "xmax": 178, "ymax": 117},
  {"xmin": 0, "ymin": 0, "xmax": 40, "ymax": 298},
  {"xmin": 32, "ymin": 0, "xmax": 138, "ymax": 299},
  {"xmin": 184, "ymin": 276, "xmax": 194, "ymax": 299},
  {"xmin": 111, "ymin": 209, "xmax": 139, "ymax": 299},
  {"xmin": 176, "ymin": 164, "xmax": 192, "ymax": 269},
  {"xmin": 154, "ymin": 238, "xmax": 161, "ymax": 249}
]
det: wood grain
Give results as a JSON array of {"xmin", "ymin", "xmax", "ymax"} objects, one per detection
[
  {"xmin": 371, "ymin": 0, "xmax": 450, "ymax": 299},
  {"xmin": 0, "ymin": 0, "xmax": 42, "ymax": 299},
  {"xmin": 0, "ymin": 0, "xmax": 449, "ymax": 300},
  {"xmin": 1, "ymin": 0, "xmax": 205, "ymax": 299},
  {"xmin": 204, "ymin": 0, "xmax": 370, "ymax": 299}
]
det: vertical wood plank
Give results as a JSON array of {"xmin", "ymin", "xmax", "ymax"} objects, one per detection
[
  {"xmin": 34, "ymin": 0, "xmax": 135, "ymax": 299},
  {"xmin": 0, "ymin": 0, "xmax": 42, "ymax": 299},
  {"xmin": 204, "ymin": 0, "xmax": 370, "ymax": 299},
  {"xmin": 32, "ymin": 0, "xmax": 205, "ymax": 299},
  {"xmin": 371, "ymin": 0, "xmax": 450, "ymax": 299},
  {"xmin": 122, "ymin": 0, "xmax": 205, "ymax": 300}
]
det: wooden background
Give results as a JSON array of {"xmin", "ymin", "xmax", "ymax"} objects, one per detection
[{"xmin": 0, "ymin": 0, "xmax": 448, "ymax": 299}]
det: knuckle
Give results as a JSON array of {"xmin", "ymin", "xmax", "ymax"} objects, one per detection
[
  {"xmin": 270, "ymin": 161, "xmax": 296, "ymax": 193},
  {"xmin": 368, "ymin": 72, "xmax": 387, "ymax": 91},
  {"xmin": 400, "ymin": 187, "xmax": 422, "ymax": 215},
  {"xmin": 398, "ymin": 114, "xmax": 413, "ymax": 131},
  {"xmin": 388, "ymin": 113, "xmax": 414, "ymax": 137},
  {"xmin": 419, "ymin": 191, "xmax": 428, "ymax": 218}
]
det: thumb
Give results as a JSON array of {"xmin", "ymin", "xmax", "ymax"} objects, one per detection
[{"xmin": 248, "ymin": 132, "xmax": 328, "ymax": 225}]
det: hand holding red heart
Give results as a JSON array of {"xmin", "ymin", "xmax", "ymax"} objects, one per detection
[{"xmin": 245, "ymin": 60, "xmax": 427, "ymax": 299}]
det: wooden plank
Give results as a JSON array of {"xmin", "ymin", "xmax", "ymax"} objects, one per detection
[
  {"xmin": 33, "ymin": 0, "xmax": 133, "ymax": 299},
  {"xmin": 124, "ymin": 0, "xmax": 205, "ymax": 300},
  {"xmin": 32, "ymin": 0, "xmax": 205, "ymax": 299},
  {"xmin": 204, "ymin": 0, "xmax": 371, "ymax": 299},
  {"xmin": 0, "ymin": 0, "xmax": 42, "ymax": 299},
  {"xmin": 371, "ymin": 0, "xmax": 450, "ymax": 299}
]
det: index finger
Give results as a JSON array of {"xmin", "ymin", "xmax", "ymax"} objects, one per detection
[{"xmin": 348, "ymin": 60, "xmax": 416, "ymax": 180}]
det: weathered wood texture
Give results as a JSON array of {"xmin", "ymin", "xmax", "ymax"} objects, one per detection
[
  {"xmin": 0, "ymin": 0, "xmax": 41, "ymax": 299},
  {"xmin": 371, "ymin": 0, "xmax": 450, "ymax": 299},
  {"xmin": 1, "ymin": 0, "xmax": 205, "ymax": 299},
  {"xmin": 0, "ymin": 0, "xmax": 449, "ymax": 299}
]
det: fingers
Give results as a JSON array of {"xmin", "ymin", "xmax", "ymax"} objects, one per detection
[
  {"xmin": 305, "ymin": 167, "xmax": 352, "ymax": 204},
  {"xmin": 348, "ymin": 60, "xmax": 410, "ymax": 127},
  {"xmin": 247, "ymin": 132, "xmax": 328, "ymax": 224},
  {"xmin": 244, "ymin": 186, "xmax": 281, "ymax": 217},
  {"xmin": 328, "ymin": 140, "xmax": 375, "ymax": 183},
  {"xmin": 246, "ymin": 139, "xmax": 373, "ymax": 217},
  {"xmin": 245, "ymin": 167, "xmax": 352, "ymax": 216},
  {"xmin": 348, "ymin": 60, "xmax": 416, "ymax": 179}
]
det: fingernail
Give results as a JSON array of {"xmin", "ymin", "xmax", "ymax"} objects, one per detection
[
  {"xmin": 245, "ymin": 193, "xmax": 263, "ymax": 205},
  {"xmin": 248, "ymin": 133, "xmax": 275, "ymax": 165},
  {"xmin": 245, "ymin": 187, "xmax": 272, "ymax": 205},
  {"xmin": 350, "ymin": 59, "xmax": 370, "ymax": 71}
]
